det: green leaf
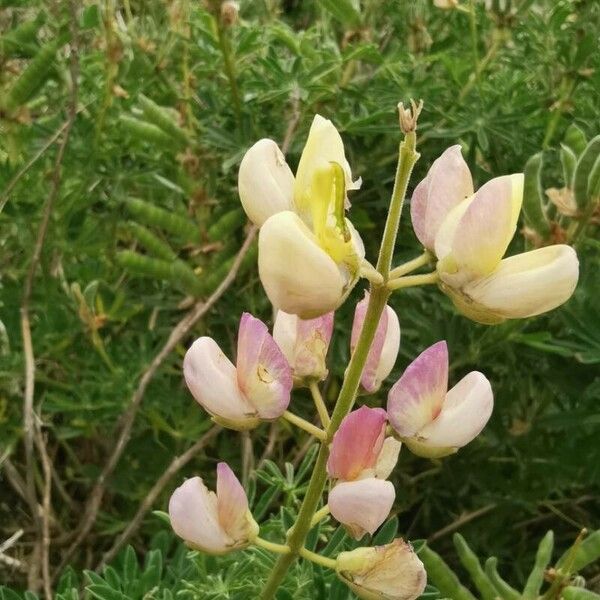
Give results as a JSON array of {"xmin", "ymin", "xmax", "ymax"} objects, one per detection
[
  {"xmin": 373, "ymin": 517, "xmax": 398, "ymax": 545},
  {"xmin": 318, "ymin": 0, "xmax": 362, "ymax": 27},
  {"xmin": 574, "ymin": 136, "xmax": 600, "ymax": 209},
  {"xmin": 522, "ymin": 152, "xmax": 550, "ymax": 237}
]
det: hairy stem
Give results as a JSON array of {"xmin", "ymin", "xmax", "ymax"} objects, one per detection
[
  {"xmin": 376, "ymin": 130, "xmax": 420, "ymax": 279},
  {"xmin": 260, "ymin": 115, "xmax": 420, "ymax": 599}
]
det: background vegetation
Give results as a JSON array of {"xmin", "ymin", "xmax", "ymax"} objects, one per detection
[{"xmin": 0, "ymin": 0, "xmax": 599, "ymax": 597}]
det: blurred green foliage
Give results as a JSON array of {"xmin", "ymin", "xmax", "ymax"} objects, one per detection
[{"xmin": 0, "ymin": 0, "xmax": 599, "ymax": 597}]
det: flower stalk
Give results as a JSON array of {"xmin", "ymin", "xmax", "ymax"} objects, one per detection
[
  {"xmin": 255, "ymin": 537, "xmax": 291, "ymax": 555},
  {"xmin": 388, "ymin": 272, "xmax": 439, "ymax": 291},
  {"xmin": 389, "ymin": 251, "xmax": 432, "ymax": 279},
  {"xmin": 282, "ymin": 411, "xmax": 326, "ymax": 441},
  {"xmin": 309, "ymin": 381, "xmax": 330, "ymax": 427},
  {"xmin": 259, "ymin": 104, "xmax": 421, "ymax": 599}
]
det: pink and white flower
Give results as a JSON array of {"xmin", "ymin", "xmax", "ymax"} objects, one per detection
[
  {"xmin": 327, "ymin": 407, "xmax": 401, "ymax": 539},
  {"xmin": 411, "ymin": 146, "xmax": 579, "ymax": 323},
  {"xmin": 273, "ymin": 309, "xmax": 334, "ymax": 384},
  {"xmin": 351, "ymin": 293, "xmax": 401, "ymax": 393},
  {"xmin": 168, "ymin": 463, "xmax": 258, "ymax": 554},
  {"xmin": 387, "ymin": 341, "xmax": 493, "ymax": 458},
  {"xmin": 184, "ymin": 313, "xmax": 292, "ymax": 430}
]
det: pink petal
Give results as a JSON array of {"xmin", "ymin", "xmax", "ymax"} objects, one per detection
[
  {"xmin": 168, "ymin": 477, "xmax": 231, "ymax": 553},
  {"xmin": 327, "ymin": 406, "xmax": 387, "ymax": 481},
  {"xmin": 184, "ymin": 337, "xmax": 255, "ymax": 422},
  {"xmin": 351, "ymin": 293, "xmax": 390, "ymax": 393},
  {"xmin": 410, "ymin": 175, "xmax": 430, "ymax": 249},
  {"xmin": 418, "ymin": 371, "xmax": 493, "ymax": 448},
  {"xmin": 373, "ymin": 305, "xmax": 401, "ymax": 391},
  {"xmin": 329, "ymin": 478, "xmax": 395, "ymax": 539},
  {"xmin": 387, "ymin": 341, "xmax": 448, "ymax": 437},
  {"xmin": 216, "ymin": 462, "xmax": 251, "ymax": 541},
  {"xmin": 411, "ymin": 145, "xmax": 473, "ymax": 250},
  {"xmin": 236, "ymin": 313, "xmax": 292, "ymax": 419}
]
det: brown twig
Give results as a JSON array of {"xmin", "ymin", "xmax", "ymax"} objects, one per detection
[
  {"xmin": 427, "ymin": 503, "xmax": 497, "ymax": 543},
  {"xmin": 19, "ymin": 6, "xmax": 80, "ymax": 590},
  {"xmin": 56, "ymin": 226, "xmax": 258, "ymax": 577},
  {"xmin": 33, "ymin": 428, "xmax": 53, "ymax": 600},
  {"xmin": 2, "ymin": 458, "xmax": 29, "ymax": 504},
  {"xmin": 257, "ymin": 422, "xmax": 279, "ymax": 471},
  {"xmin": 0, "ymin": 530, "xmax": 27, "ymax": 572},
  {"xmin": 0, "ymin": 121, "xmax": 71, "ymax": 215},
  {"xmin": 96, "ymin": 425, "xmax": 220, "ymax": 570}
]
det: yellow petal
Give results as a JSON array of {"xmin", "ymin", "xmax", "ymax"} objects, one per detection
[{"xmin": 294, "ymin": 115, "xmax": 358, "ymax": 219}]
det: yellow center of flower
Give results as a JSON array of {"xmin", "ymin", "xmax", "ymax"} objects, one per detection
[{"xmin": 300, "ymin": 161, "xmax": 354, "ymax": 265}]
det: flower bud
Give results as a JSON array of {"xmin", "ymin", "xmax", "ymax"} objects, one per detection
[
  {"xmin": 327, "ymin": 406, "xmax": 387, "ymax": 481},
  {"xmin": 184, "ymin": 313, "xmax": 292, "ymax": 430},
  {"xmin": 220, "ymin": 0, "xmax": 239, "ymax": 26},
  {"xmin": 336, "ymin": 539, "xmax": 427, "ymax": 600},
  {"xmin": 329, "ymin": 478, "xmax": 395, "ymax": 540},
  {"xmin": 410, "ymin": 145, "xmax": 473, "ymax": 251},
  {"xmin": 351, "ymin": 293, "xmax": 401, "ymax": 393},
  {"xmin": 168, "ymin": 463, "xmax": 258, "ymax": 554},
  {"xmin": 387, "ymin": 341, "xmax": 493, "ymax": 458},
  {"xmin": 273, "ymin": 309, "xmax": 334, "ymax": 384}
]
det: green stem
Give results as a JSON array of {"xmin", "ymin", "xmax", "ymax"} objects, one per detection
[
  {"xmin": 309, "ymin": 381, "xmax": 330, "ymax": 428},
  {"xmin": 282, "ymin": 411, "xmax": 326, "ymax": 441},
  {"xmin": 309, "ymin": 505, "xmax": 330, "ymax": 528},
  {"xmin": 387, "ymin": 272, "xmax": 439, "ymax": 291},
  {"xmin": 215, "ymin": 16, "xmax": 243, "ymax": 127},
  {"xmin": 543, "ymin": 77, "xmax": 577, "ymax": 149},
  {"xmin": 375, "ymin": 130, "xmax": 420, "ymax": 280},
  {"xmin": 299, "ymin": 547, "xmax": 337, "ymax": 570},
  {"xmin": 389, "ymin": 251, "xmax": 432, "ymax": 279},
  {"xmin": 255, "ymin": 537, "xmax": 291, "ymax": 555},
  {"xmin": 260, "ymin": 119, "xmax": 420, "ymax": 599}
]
